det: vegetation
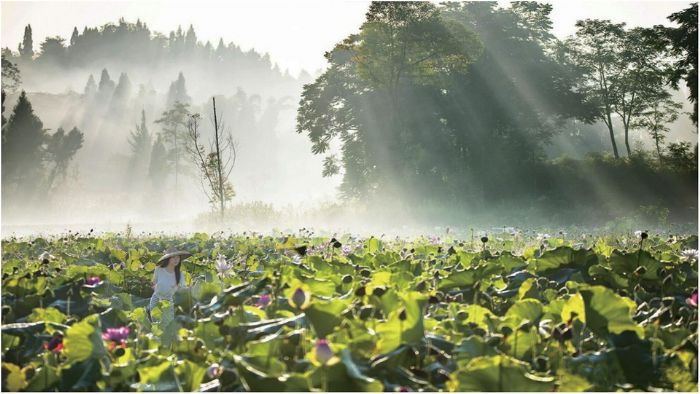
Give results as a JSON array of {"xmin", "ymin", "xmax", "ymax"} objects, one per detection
[
  {"xmin": 296, "ymin": 2, "xmax": 697, "ymax": 224},
  {"xmin": 1, "ymin": 230, "xmax": 697, "ymax": 391}
]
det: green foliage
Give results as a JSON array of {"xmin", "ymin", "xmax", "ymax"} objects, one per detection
[{"xmin": 0, "ymin": 231, "xmax": 697, "ymax": 391}]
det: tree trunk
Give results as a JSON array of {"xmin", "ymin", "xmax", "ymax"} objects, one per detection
[
  {"xmin": 654, "ymin": 130, "xmax": 663, "ymax": 164},
  {"xmin": 605, "ymin": 119, "xmax": 620, "ymax": 159},
  {"xmin": 212, "ymin": 97, "xmax": 225, "ymax": 222},
  {"xmin": 624, "ymin": 124, "xmax": 632, "ymax": 157}
]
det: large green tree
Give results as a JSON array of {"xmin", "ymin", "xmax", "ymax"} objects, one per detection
[
  {"xmin": 663, "ymin": 3, "xmax": 698, "ymax": 124},
  {"xmin": 298, "ymin": 1, "xmax": 589, "ymax": 205},
  {"xmin": 567, "ymin": 20, "xmax": 681, "ymax": 158},
  {"xmin": 565, "ymin": 20, "xmax": 626, "ymax": 158},
  {"xmin": 297, "ymin": 1, "xmax": 483, "ymax": 199},
  {"xmin": 2, "ymin": 91, "xmax": 47, "ymax": 197}
]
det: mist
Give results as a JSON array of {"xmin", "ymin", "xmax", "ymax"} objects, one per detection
[{"xmin": 1, "ymin": 2, "xmax": 697, "ymax": 238}]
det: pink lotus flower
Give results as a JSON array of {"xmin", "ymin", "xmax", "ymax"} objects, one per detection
[
  {"xmin": 86, "ymin": 276, "xmax": 102, "ymax": 285},
  {"xmin": 43, "ymin": 333, "xmax": 63, "ymax": 353},
  {"xmin": 687, "ymin": 290, "xmax": 698, "ymax": 308},
  {"xmin": 102, "ymin": 327, "xmax": 129, "ymax": 350},
  {"xmin": 256, "ymin": 294, "xmax": 271, "ymax": 308},
  {"xmin": 341, "ymin": 245, "xmax": 352, "ymax": 256},
  {"xmin": 315, "ymin": 339, "xmax": 334, "ymax": 365}
]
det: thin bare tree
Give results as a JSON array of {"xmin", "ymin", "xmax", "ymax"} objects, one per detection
[{"xmin": 186, "ymin": 97, "xmax": 237, "ymax": 220}]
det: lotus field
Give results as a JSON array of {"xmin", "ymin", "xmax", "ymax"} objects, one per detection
[{"xmin": 1, "ymin": 230, "xmax": 698, "ymax": 392}]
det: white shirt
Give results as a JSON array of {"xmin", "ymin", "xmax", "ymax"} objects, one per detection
[{"xmin": 153, "ymin": 267, "xmax": 179, "ymax": 300}]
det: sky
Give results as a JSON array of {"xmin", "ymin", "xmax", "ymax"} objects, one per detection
[{"xmin": 1, "ymin": 0, "xmax": 694, "ymax": 76}]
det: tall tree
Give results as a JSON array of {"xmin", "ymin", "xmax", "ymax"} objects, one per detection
[
  {"xmin": 155, "ymin": 101, "xmax": 191, "ymax": 189},
  {"xmin": 148, "ymin": 134, "xmax": 168, "ymax": 190},
  {"xmin": 70, "ymin": 27, "xmax": 79, "ymax": 47},
  {"xmin": 663, "ymin": 3, "xmax": 698, "ymax": 124},
  {"xmin": 109, "ymin": 72, "xmax": 132, "ymax": 116},
  {"xmin": 2, "ymin": 91, "xmax": 47, "ymax": 197},
  {"xmin": 166, "ymin": 72, "xmax": 191, "ymax": 107},
  {"xmin": 44, "ymin": 127, "xmax": 84, "ymax": 193},
  {"xmin": 297, "ymin": 1, "xmax": 482, "ymax": 198},
  {"xmin": 632, "ymin": 92, "xmax": 682, "ymax": 161},
  {"xmin": 18, "ymin": 25, "xmax": 34, "ymax": 59},
  {"xmin": 97, "ymin": 68, "xmax": 115, "ymax": 101},
  {"xmin": 186, "ymin": 97, "xmax": 237, "ymax": 219},
  {"xmin": 127, "ymin": 110, "xmax": 152, "ymax": 182},
  {"xmin": 613, "ymin": 27, "xmax": 675, "ymax": 157},
  {"xmin": 84, "ymin": 74, "xmax": 97, "ymax": 97},
  {"xmin": 566, "ymin": 19, "xmax": 626, "ymax": 158},
  {"xmin": 185, "ymin": 24, "xmax": 197, "ymax": 53}
]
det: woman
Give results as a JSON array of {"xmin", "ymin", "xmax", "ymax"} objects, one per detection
[{"xmin": 147, "ymin": 247, "xmax": 192, "ymax": 323}]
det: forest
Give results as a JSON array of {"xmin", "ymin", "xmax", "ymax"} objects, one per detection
[
  {"xmin": 1, "ymin": 1, "xmax": 698, "ymax": 393},
  {"xmin": 1, "ymin": 2, "xmax": 698, "ymax": 231}
]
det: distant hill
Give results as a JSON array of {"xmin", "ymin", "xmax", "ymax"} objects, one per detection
[{"xmin": 3, "ymin": 18, "xmax": 315, "ymax": 100}]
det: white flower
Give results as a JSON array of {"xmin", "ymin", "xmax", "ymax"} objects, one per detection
[
  {"xmin": 681, "ymin": 249, "xmax": 698, "ymax": 261},
  {"xmin": 292, "ymin": 255, "xmax": 302, "ymax": 265},
  {"xmin": 206, "ymin": 363, "xmax": 222, "ymax": 379},
  {"xmin": 38, "ymin": 251, "xmax": 55, "ymax": 261},
  {"xmin": 215, "ymin": 254, "xmax": 231, "ymax": 276},
  {"xmin": 536, "ymin": 233, "xmax": 550, "ymax": 241},
  {"xmin": 634, "ymin": 230, "xmax": 643, "ymax": 237}
]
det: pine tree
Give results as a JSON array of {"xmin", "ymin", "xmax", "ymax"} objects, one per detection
[
  {"xmin": 84, "ymin": 74, "xmax": 97, "ymax": 97},
  {"xmin": 70, "ymin": 27, "xmax": 79, "ymax": 47},
  {"xmin": 148, "ymin": 134, "xmax": 168, "ymax": 190},
  {"xmin": 129, "ymin": 110, "xmax": 151, "ymax": 161},
  {"xmin": 185, "ymin": 24, "xmax": 197, "ymax": 51},
  {"xmin": 97, "ymin": 68, "xmax": 115, "ymax": 100},
  {"xmin": 166, "ymin": 72, "xmax": 191, "ymax": 107},
  {"xmin": 126, "ymin": 110, "xmax": 152, "ymax": 188},
  {"xmin": 110, "ymin": 72, "xmax": 132, "ymax": 114},
  {"xmin": 19, "ymin": 25, "xmax": 34, "ymax": 59},
  {"xmin": 2, "ymin": 91, "xmax": 47, "ymax": 194},
  {"xmin": 216, "ymin": 38, "xmax": 226, "ymax": 60}
]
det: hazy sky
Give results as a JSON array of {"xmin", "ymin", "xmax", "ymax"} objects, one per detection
[{"xmin": 1, "ymin": 0, "xmax": 693, "ymax": 76}]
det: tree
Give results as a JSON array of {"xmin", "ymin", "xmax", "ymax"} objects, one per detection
[
  {"xmin": 166, "ymin": 72, "xmax": 191, "ymax": 107},
  {"xmin": 84, "ymin": 74, "xmax": 97, "ymax": 97},
  {"xmin": 613, "ymin": 27, "xmax": 675, "ymax": 157},
  {"xmin": 18, "ymin": 25, "xmax": 34, "ymax": 59},
  {"xmin": 148, "ymin": 134, "xmax": 168, "ymax": 190},
  {"xmin": 1, "ymin": 55, "xmax": 21, "ymax": 93},
  {"xmin": 44, "ymin": 127, "xmax": 84, "ymax": 193},
  {"xmin": 632, "ymin": 92, "xmax": 682, "ymax": 161},
  {"xmin": 663, "ymin": 3, "xmax": 698, "ymax": 124},
  {"xmin": 186, "ymin": 97, "xmax": 237, "ymax": 219},
  {"xmin": 665, "ymin": 141, "xmax": 698, "ymax": 171},
  {"xmin": 185, "ymin": 24, "xmax": 197, "ymax": 53},
  {"xmin": 109, "ymin": 72, "xmax": 132, "ymax": 116},
  {"xmin": 70, "ymin": 27, "xmax": 79, "ymax": 47},
  {"xmin": 297, "ymin": 1, "xmax": 483, "ymax": 198},
  {"xmin": 97, "ymin": 69, "xmax": 115, "ymax": 101},
  {"xmin": 298, "ymin": 1, "xmax": 588, "ymax": 203},
  {"xmin": 127, "ymin": 110, "xmax": 152, "ymax": 184},
  {"xmin": 155, "ymin": 101, "xmax": 191, "ymax": 189},
  {"xmin": 566, "ymin": 20, "xmax": 627, "ymax": 158},
  {"xmin": 38, "ymin": 36, "xmax": 67, "ymax": 63},
  {"xmin": 2, "ymin": 91, "xmax": 47, "ymax": 198}
]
